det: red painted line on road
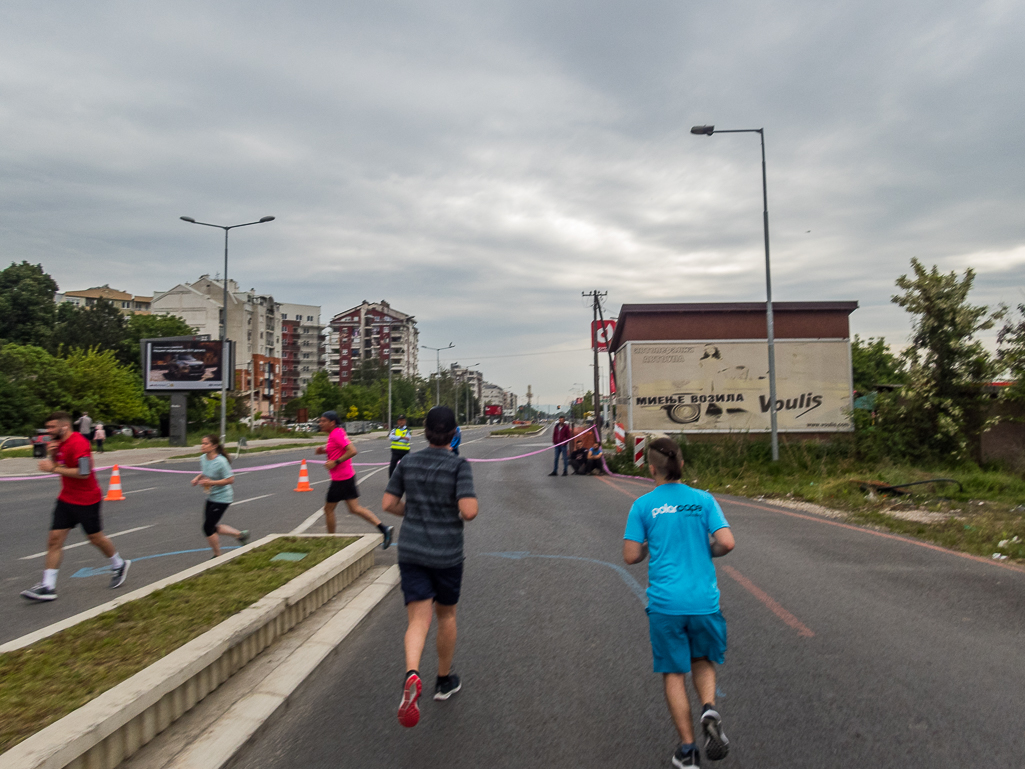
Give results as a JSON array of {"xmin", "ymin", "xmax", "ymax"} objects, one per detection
[
  {"xmin": 723, "ymin": 498, "xmax": 1025, "ymax": 575},
  {"xmin": 597, "ymin": 475, "xmax": 643, "ymax": 498},
  {"xmin": 720, "ymin": 564, "xmax": 815, "ymax": 638}
]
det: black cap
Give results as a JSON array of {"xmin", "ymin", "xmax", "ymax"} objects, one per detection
[
  {"xmin": 397, "ymin": 414, "xmax": 406, "ymax": 420},
  {"xmin": 425, "ymin": 406, "xmax": 456, "ymax": 433},
  {"xmin": 321, "ymin": 410, "xmax": 340, "ymax": 424}
]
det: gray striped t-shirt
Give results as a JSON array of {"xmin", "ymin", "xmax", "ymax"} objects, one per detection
[{"xmin": 385, "ymin": 447, "xmax": 476, "ymax": 568}]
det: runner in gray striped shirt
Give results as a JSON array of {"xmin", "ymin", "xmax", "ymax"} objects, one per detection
[{"xmin": 383, "ymin": 406, "xmax": 478, "ymax": 728}]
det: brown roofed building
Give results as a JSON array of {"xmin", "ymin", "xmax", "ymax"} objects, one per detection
[{"xmin": 57, "ymin": 286, "xmax": 152, "ymax": 315}]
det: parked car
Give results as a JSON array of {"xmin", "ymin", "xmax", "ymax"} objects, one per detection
[
  {"xmin": 126, "ymin": 425, "xmax": 159, "ymax": 439},
  {"xmin": 31, "ymin": 429, "xmax": 53, "ymax": 457},
  {"xmin": 164, "ymin": 354, "xmax": 206, "ymax": 380},
  {"xmin": 0, "ymin": 436, "xmax": 31, "ymax": 451}
]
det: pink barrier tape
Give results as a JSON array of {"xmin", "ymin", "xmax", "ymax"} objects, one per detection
[{"xmin": 0, "ymin": 430, "xmax": 576, "ymax": 480}]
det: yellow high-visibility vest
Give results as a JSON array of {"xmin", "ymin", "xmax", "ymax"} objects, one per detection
[{"xmin": 390, "ymin": 426, "xmax": 411, "ymax": 451}]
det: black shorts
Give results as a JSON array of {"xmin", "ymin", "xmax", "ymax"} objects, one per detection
[
  {"xmin": 326, "ymin": 477, "xmax": 359, "ymax": 503},
  {"xmin": 203, "ymin": 500, "xmax": 231, "ymax": 536},
  {"xmin": 399, "ymin": 561, "xmax": 464, "ymax": 606},
  {"xmin": 51, "ymin": 499, "xmax": 103, "ymax": 535}
]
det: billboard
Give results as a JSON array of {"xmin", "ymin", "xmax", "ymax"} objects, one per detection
[
  {"xmin": 484, "ymin": 404, "xmax": 503, "ymax": 416},
  {"xmin": 142, "ymin": 337, "xmax": 234, "ymax": 392},
  {"xmin": 618, "ymin": 340, "xmax": 853, "ymax": 433},
  {"xmin": 591, "ymin": 320, "xmax": 616, "ymax": 351}
]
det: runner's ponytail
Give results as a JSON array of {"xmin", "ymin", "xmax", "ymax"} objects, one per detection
[{"xmin": 647, "ymin": 437, "xmax": 682, "ymax": 481}]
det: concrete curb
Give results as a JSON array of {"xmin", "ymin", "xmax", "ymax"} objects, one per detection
[
  {"xmin": 0, "ymin": 533, "xmax": 381, "ymax": 769},
  {"xmin": 161, "ymin": 566, "xmax": 400, "ymax": 769}
]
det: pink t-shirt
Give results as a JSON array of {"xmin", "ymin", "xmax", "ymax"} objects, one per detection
[{"xmin": 326, "ymin": 427, "xmax": 355, "ymax": 481}]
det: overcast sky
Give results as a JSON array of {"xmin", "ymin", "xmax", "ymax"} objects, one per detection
[{"xmin": 2, "ymin": 1, "xmax": 1023, "ymax": 408}]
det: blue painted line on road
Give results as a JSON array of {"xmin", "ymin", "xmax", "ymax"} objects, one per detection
[
  {"xmin": 482, "ymin": 551, "xmax": 647, "ymax": 604},
  {"xmin": 71, "ymin": 546, "xmax": 240, "ymax": 578}
]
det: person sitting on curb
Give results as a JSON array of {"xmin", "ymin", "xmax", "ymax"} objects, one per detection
[{"xmin": 586, "ymin": 442, "xmax": 605, "ymax": 474}]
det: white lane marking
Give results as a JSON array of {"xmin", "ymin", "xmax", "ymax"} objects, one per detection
[
  {"xmin": 232, "ymin": 494, "xmax": 274, "ymax": 506},
  {"xmin": 122, "ymin": 487, "xmax": 159, "ymax": 495},
  {"xmin": 289, "ymin": 466, "xmax": 390, "ymax": 534},
  {"xmin": 311, "ymin": 479, "xmax": 330, "ymax": 485},
  {"xmin": 291, "ymin": 508, "xmax": 325, "ymax": 535},
  {"xmin": 20, "ymin": 525, "xmax": 155, "ymax": 560}
]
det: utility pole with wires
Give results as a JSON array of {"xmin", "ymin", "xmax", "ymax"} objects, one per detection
[{"xmin": 582, "ymin": 290, "xmax": 607, "ymax": 436}]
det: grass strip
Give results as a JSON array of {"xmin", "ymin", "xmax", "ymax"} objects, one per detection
[
  {"xmin": 0, "ymin": 535, "xmax": 355, "ymax": 754},
  {"xmin": 491, "ymin": 426, "xmax": 545, "ymax": 436}
]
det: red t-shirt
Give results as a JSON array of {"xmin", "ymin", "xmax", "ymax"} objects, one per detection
[{"xmin": 54, "ymin": 431, "xmax": 102, "ymax": 505}]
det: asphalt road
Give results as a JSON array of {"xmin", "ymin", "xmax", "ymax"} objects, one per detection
[
  {"xmin": 0, "ymin": 426, "xmax": 494, "ymax": 645},
  {"xmin": 223, "ymin": 434, "xmax": 1025, "ymax": 769}
]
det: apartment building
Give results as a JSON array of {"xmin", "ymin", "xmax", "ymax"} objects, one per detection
[
  {"xmin": 450, "ymin": 363, "xmax": 484, "ymax": 419},
  {"xmin": 151, "ymin": 276, "xmax": 284, "ymax": 418},
  {"xmin": 481, "ymin": 382, "xmax": 518, "ymax": 419},
  {"xmin": 327, "ymin": 300, "xmax": 419, "ymax": 384},
  {"xmin": 57, "ymin": 286, "xmax": 152, "ymax": 315},
  {"xmin": 279, "ymin": 303, "xmax": 325, "ymax": 402}
]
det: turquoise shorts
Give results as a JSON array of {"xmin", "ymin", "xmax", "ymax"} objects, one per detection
[{"xmin": 647, "ymin": 609, "xmax": 727, "ymax": 673}]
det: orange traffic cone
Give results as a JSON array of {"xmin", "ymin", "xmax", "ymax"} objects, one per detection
[
  {"xmin": 104, "ymin": 465, "xmax": 125, "ymax": 501},
  {"xmin": 293, "ymin": 460, "xmax": 313, "ymax": 492}
]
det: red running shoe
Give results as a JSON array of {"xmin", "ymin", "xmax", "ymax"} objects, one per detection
[{"xmin": 398, "ymin": 672, "xmax": 422, "ymax": 728}]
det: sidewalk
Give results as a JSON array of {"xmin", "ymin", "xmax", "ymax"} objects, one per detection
[{"xmin": 0, "ymin": 432, "xmax": 389, "ymax": 477}]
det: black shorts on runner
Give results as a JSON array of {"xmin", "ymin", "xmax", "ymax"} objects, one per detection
[
  {"xmin": 51, "ymin": 499, "xmax": 103, "ymax": 535},
  {"xmin": 203, "ymin": 500, "xmax": 231, "ymax": 537},
  {"xmin": 326, "ymin": 477, "xmax": 359, "ymax": 503},
  {"xmin": 399, "ymin": 561, "xmax": 464, "ymax": 606}
]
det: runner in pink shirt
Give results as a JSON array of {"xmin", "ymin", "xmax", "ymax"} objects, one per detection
[{"xmin": 314, "ymin": 411, "xmax": 394, "ymax": 547}]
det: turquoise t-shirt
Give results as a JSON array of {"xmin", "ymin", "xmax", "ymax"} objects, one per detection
[
  {"xmin": 200, "ymin": 454, "xmax": 234, "ymax": 504},
  {"xmin": 623, "ymin": 483, "xmax": 729, "ymax": 615}
]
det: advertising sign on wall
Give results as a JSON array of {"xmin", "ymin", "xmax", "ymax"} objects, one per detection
[
  {"xmin": 617, "ymin": 340, "xmax": 853, "ymax": 433},
  {"xmin": 484, "ymin": 405, "xmax": 503, "ymax": 416},
  {"xmin": 142, "ymin": 338, "xmax": 233, "ymax": 392},
  {"xmin": 591, "ymin": 320, "xmax": 616, "ymax": 351}
]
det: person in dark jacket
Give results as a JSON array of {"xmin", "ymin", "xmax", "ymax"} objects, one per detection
[{"xmin": 550, "ymin": 416, "xmax": 572, "ymax": 476}]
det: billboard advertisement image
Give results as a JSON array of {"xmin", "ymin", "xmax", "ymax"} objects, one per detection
[
  {"xmin": 484, "ymin": 405, "xmax": 503, "ymax": 416},
  {"xmin": 143, "ymin": 338, "xmax": 233, "ymax": 392},
  {"xmin": 617, "ymin": 340, "xmax": 853, "ymax": 433}
]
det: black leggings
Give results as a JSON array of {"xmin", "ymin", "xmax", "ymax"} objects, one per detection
[{"xmin": 203, "ymin": 501, "xmax": 230, "ymax": 536}]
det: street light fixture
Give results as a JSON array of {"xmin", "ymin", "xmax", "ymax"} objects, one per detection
[
  {"xmin": 691, "ymin": 124, "xmax": 779, "ymax": 461},
  {"xmin": 179, "ymin": 215, "xmax": 276, "ymax": 442},
  {"xmin": 422, "ymin": 342, "xmax": 455, "ymax": 406}
]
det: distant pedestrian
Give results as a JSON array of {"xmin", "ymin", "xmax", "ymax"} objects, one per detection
[
  {"xmin": 314, "ymin": 411, "xmax": 394, "ymax": 546},
  {"xmin": 382, "ymin": 406, "xmax": 478, "ymax": 728},
  {"xmin": 191, "ymin": 434, "xmax": 249, "ymax": 558},
  {"xmin": 449, "ymin": 425, "xmax": 462, "ymax": 456},
  {"xmin": 75, "ymin": 412, "xmax": 94, "ymax": 442},
  {"xmin": 622, "ymin": 438, "xmax": 735, "ymax": 767},
  {"xmin": 20, "ymin": 412, "xmax": 130, "ymax": 602},
  {"xmin": 388, "ymin": 415, "xmax": 412, "ymax": 478},
  {"xmin": 550, "ymin": 415, "xmax": 571, "ymax": 476},
  {"xmin": 94, "ymin": 423, "xmax": 106, "ymax": 453}
]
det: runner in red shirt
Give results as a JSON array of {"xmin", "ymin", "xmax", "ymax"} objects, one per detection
[{"xmin": 20, "ymin": 412, "xmax": 131, "ymax": 602}]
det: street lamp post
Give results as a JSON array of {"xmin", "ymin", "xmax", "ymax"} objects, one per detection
[
  {"xmin": 180, "ymin": 215, "xmax": 275, "ymax": 443},
  {"xmin": 690, "ymin": 125, "xmax": 779, "ymax": 461},
  {"xmin": 421, "ymin": 342, "xmax": 454, "ymax": 407}
]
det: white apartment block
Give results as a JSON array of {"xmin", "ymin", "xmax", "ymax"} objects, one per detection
[
  {"xmin": 150, "ymin": 276, "xmax": 284, "ymax": 417},
  {"xmin": 328, "ymin": 300, "xmax": 419, "ymax": 384}
]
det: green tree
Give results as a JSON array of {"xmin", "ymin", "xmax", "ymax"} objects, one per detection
[
  {"xmin": 0, "ymin": 344, "xmax": 71, "ymax": 434},
  {"xmin": 54, "ymin": 298, "xmax": 127, "ymax": 353},
  {"xmin": 880, "ymin": 258, "xmax": 1004, "ymax": 462},
  {"xmin": 64, "ymin": 348, "xmax": 152, "ymax": 424},
  {"xmin": 0, "ymin": 262, "xmax": 59, "ymax": 350},
  {"xmin": 850, "ymin": 335, "xmax": 905, "ymax": 394}
]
